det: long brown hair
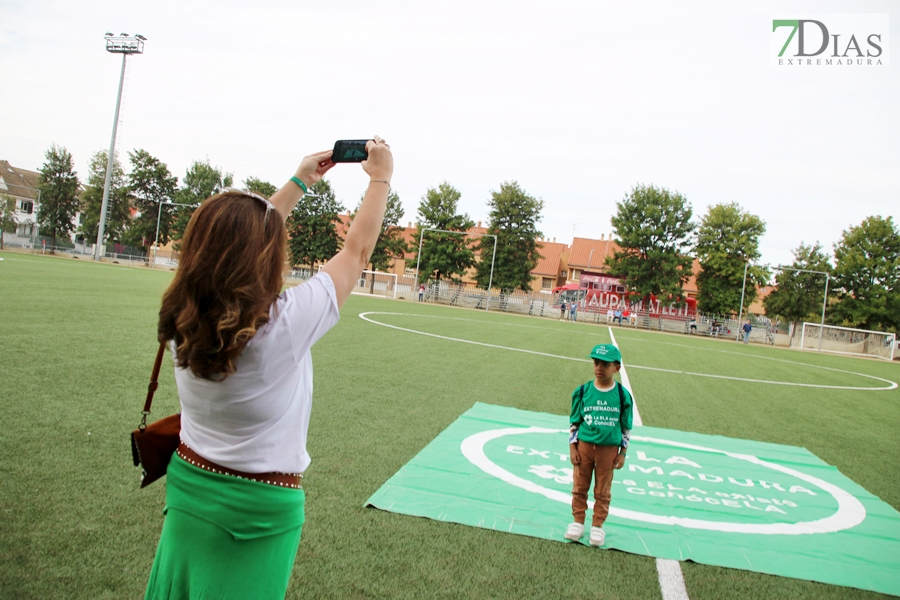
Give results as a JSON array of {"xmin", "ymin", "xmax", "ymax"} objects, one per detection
[{"xmin": 158, "ymin": 191, "xmax": 286, "ymax": 380}]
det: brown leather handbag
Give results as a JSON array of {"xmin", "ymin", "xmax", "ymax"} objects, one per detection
[{"xmin": 130, "ymin": 342, "xmax": 181, "ymax": 488}]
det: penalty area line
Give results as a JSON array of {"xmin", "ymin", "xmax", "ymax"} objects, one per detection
[{"xmin": 610, "ymin": 327, "xmax": 688, "ymax": 600}]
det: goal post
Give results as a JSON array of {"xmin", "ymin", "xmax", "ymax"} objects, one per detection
[
  {"xmin": 356, "ymin": 270, "xmax": 399, "ymax": 298},
  {"xmin": 799, "ymin": 322, "xmax": 896, "ymax": 361},
  {"xmin": 315, "ymin": 266, "xmax": 399, "ymax": 298}
]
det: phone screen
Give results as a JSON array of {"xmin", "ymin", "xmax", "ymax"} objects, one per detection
[{"xmin": 332, "ymin": 140, "xmax": 369, "ymax": 163}]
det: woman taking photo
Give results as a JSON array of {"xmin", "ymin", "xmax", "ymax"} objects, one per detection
[{"xmin": 144, "ymin": 138, "xmax": 393, "ymax": 599}]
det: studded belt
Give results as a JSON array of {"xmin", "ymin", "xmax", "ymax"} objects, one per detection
[{"xmin": 177, "ymin": 442, "xmax": 302, "ymax": 489}]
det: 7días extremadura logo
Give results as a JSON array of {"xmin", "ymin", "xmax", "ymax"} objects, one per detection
[
  {"xmin": 771, "ymin": 15, "xmax": 888, "ymax": 67},
  {"xmin": 463, "ymin": 427, "xmax": 866, "ymax": 535}
]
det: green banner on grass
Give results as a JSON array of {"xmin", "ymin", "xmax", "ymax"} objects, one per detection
[{"xmin": 366, "ymin": 402, "xmax": 900, "ymax": 596}]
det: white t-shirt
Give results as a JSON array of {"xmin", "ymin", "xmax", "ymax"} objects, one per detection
[{"xmin": 174, "ymin": 272, "xmax": 340, "ymax": 474}]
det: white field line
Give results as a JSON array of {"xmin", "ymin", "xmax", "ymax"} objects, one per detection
[
  {"xmin": 608, "ymin": 327, "xmax": 641, "ymax": 427},
  {"xmin": 357, "ymin": 313, "xmax": 897, "ymax": 391},
  {"xmin": 610, "ymin": 326, "xmax": 688, "ymax": 600}
]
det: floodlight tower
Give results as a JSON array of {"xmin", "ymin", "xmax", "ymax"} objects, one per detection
[{"xmin": 95, "ymin": 33, "xmax": 146, "ymax": 261}]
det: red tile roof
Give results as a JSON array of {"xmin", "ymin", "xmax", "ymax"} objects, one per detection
[
  {"xmin": 568, "ymin": 237, "xmax": 619, "ymax": 270},
  {"xmin": 533, "ymin": 241, "xmax": 567, "ymax": 276}
]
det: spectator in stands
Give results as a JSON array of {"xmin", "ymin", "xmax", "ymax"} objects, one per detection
[
  {"xmin": 742, "ymin": 320, "xmax": 752, "ymax": 344},
  {"xmin": 560, "ymin": 302, "xmax": 567, "ymax": 321},
  {"xmin": 144, "ymin": 138, "xmax": 393, "ymax": 599},
  {"xmin": 688, "ymin": 317, "xmax": 697, "ymax": 334},
  {"xmin": 570, "ymin": 302, "xmax": 578, "ymax": 322},
  {"xmin": 606, "ymin": 308, "xmax": 615, "ymax": 323},
  {"xmin": 418, "ymin": 283, "xmax": 425, "ymax": 302},
  {"xmin": 711, "ymin": 319, "xmax": 720, "ymax": 335},
  {"xmin": 613, "ymin": 309, "xmax": 623, "ymax": 324}
]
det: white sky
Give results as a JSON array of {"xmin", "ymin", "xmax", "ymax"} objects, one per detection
[{"xmin": 2, "ymin": 0, "xmax": 897, "ymax": 267}]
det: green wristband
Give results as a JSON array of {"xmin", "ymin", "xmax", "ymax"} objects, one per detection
[{"xmin": 290, "ymin": 176, "xmax": 308, "ymax": 193}]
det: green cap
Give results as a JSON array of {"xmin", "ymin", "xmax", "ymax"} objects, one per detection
[{"xmin": 589, "ymin": 343, "xmax": 622, "ymax": 363}]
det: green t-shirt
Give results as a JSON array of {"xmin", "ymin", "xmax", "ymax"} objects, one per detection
[{"xmin": 570, "ymin": 381, "xmax": 634, "ymax": 447}]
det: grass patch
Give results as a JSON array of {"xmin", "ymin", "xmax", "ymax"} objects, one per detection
[{"xmin": 1, "ymin": 250, "xmax": 898, "ymax": 599}]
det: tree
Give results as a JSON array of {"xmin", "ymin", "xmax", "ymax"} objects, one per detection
[
  {"xmin": 243, "ymin": 177, "xmax": 277, "ymax": 198},
  {"xmin": 37, "ymin": 144, "xmax": 80, "ymax": 251},
  {"xmin": 764, "ymin": 242, "xmax": 832, "ymax": 323},
  {"xmin": 829, "ymin": 216, "xmax": 900, "ymax": 332},
  {"xmin": 605, "ymin": 184, "xmax": 695, "ymax": 308},
  {"xmin": 79, "ymin": 150, "xmax": 131, "ymax": 247},
  {"xmin": 286, "ymin": 179, "xmax": 345, "ymax": 269},
  {"xmin": 170, "ymin": 160, "xmax": 233, "ymax": 243},
  {"xmin": 122, "ymin": 149, "xmax": 179, "ymax": 253},
  {"xmin": 475, "ymin": 181, "xmax": 544, "ymax": 292},
  {"xmin": 0, "ymin": 193, "xmax": 17, "ymax": 250},
  {"xmin": 694, "ymin": 202, "xmax": 767, "ymax": 315},
  {"xmin": 352, "ymin": 189, "xmax": 409, "ymax": 273},
  {"xmin": 413, "ymin": 182, "xmax": 475, "ymax": 282}
]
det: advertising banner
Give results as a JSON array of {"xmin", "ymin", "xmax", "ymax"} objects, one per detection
[{"xmin": 367, "ymin": 403, "xmax": 900, "ymax": 596}]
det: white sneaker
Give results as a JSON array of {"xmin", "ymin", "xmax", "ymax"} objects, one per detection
[
  {"xmin": 564, "ymin": 522, "xmax": 584, "ymax": 541},
  {"xmin": 589, "ymin": 526, "xmax": 606, "ymax": 547}
]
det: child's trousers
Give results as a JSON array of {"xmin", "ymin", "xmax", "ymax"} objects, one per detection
[{"xmin": 571, "ymin": 441, "xmax": 619, "ymax": 527}]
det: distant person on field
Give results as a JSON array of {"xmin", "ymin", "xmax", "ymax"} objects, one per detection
[
  {"xmin": 606, "ymin": 308, "xmax": 614, "ymax": 323},
  {"xmin": 688, "ymin": 316, "xmax": 697, "ymax": 334},
  {"xmin": 418, "ymin": 283, "xmax": 425, "ymax": 302},
  {"xmin": 742, "ymin": 320, "xmax": 752, "ymax": 344},
  {"xmin": 565, "ymin": 344, "xmax": 633, "ymax": 547},
  {"xmin": 144, "ymin": 137, "xmax": 393, "ymax": 599},
  {"xmin": 614, "ymin": 309, "xmax": 623, "ymax": 324},
  {"xmin": 560, "ymin": 302, "xmax": 567, "ymax": 321},
  {"xmin": 569, "ymin": 301, "xmax": 578, "ymax": 322}
]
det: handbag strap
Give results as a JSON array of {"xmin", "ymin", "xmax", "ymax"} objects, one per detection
[{"xmin": 139, "ymin": 342, "xmax": 167, "ymax": 431}]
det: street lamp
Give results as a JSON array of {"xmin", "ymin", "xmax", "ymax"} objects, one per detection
[
  {"xmin": 737, "ymin": 264, "xmax": 830, "ymax": 350},
  {"xmin": 95, "ymin": 33, "xmax": 145, "ymax": 261},
  {"xmin": 151, "ymin": 199, "xmax": 194, "ymax": 268}
]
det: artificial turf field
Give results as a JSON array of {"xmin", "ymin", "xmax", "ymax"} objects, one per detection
[{"xmin": 1, "ymin": 249, "xmax": 898, "ymax": 600}]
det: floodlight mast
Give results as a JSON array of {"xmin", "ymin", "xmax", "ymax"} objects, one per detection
[
  {"xmin": 414, "ymin": 227, "xmax": 497, "ymax": 312},
  {"xmin": 95, "ymin": 34, "xmax": 145, "ymax": 261}
]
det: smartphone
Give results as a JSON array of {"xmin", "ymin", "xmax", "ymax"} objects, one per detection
[{"xmin": 332, "ymin": 140, "xmax": 370, "ymax": 163}]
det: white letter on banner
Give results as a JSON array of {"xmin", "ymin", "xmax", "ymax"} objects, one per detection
[
  {"xmin": 765, "ymin": 505, "xmax": 787, "ymax": 514},
  {"xmin": 789, "ymin": 485, "xmax": 817, "ymax": 495},
  {"xmin": 636, "ymin": 451, "xmax": 661, "ymax": 462},
  {"xmin": 728, "ymin": 477, "xmax": 754, "ymax": 487},
  {"xmin": 629, "ymin": 465, "xmax": 664, "ymax": 475},
  {"xmin": 528, "ymin": 449, "xmax": 549, "ymax": 458},
  {"xmin": 699, "ymin": 473, "xmax": 723, "ymax": 483},
  {"xmin": 666, "ymin": 456, "xmax": 703, "ymax": 468},
  {"xmin": 759, "ymin": 481, "xmax": 786, "ymax": 491},
  {"xmin": 669, "ymin": 470, "xmax": 695, "ymax": 480},
  {"xmin": 506, "ymin": 446, "xmax": 524, "ymax": 454}
]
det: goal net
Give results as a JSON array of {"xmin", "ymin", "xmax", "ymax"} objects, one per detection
[
  {"xmin": 356, "ymin": 270, "xmax": 399, "ymax": 298},
  {"xmin": 315, "ymin": 266, "xmax": 399, "ymax": 298},
  {"xmin": 799, "ymin": 322, "xmax": 896, "ymax": 361}
]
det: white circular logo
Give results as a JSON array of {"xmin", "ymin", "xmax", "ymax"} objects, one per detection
[{"xmin": 461, "ymin": 427, "xmax": 866, "ymax": 535}]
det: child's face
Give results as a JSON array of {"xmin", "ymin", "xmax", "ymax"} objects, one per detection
[{"xmin": 593, "ymin": 359, "xmax": 620, "ymax": 384}]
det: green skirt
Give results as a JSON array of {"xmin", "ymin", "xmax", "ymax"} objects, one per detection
[{"xmin": 144, "ymin": 454, "xmax": 305, "ymax": 600}]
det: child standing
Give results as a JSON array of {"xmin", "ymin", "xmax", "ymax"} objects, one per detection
[{"xmin": 565, "ymin": 343, "xmax": 633, "ymax": 547}]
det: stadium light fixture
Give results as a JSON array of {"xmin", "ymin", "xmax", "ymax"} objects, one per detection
[
  {"xmin": 414, "ymin": 228, "xmax": 497, "ymax": 312},
  {"xmin": 95, "ymin": 33, "xmax": 145, "ymax": 261}
]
